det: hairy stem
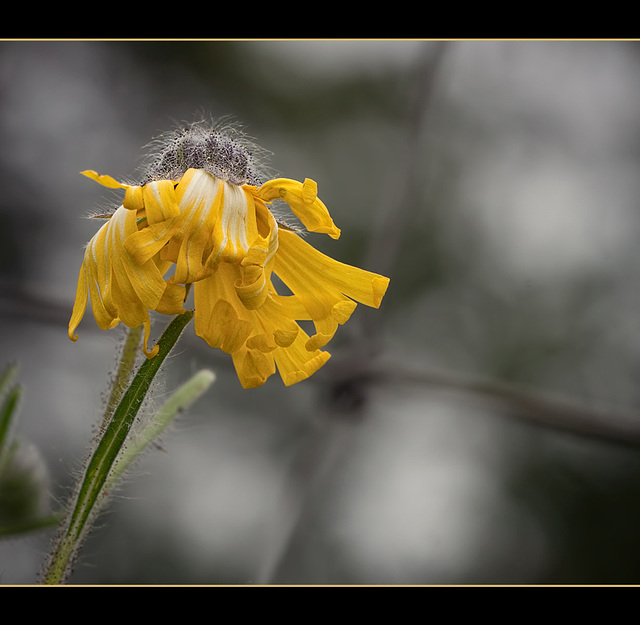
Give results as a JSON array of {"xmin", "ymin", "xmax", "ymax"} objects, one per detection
[
  {"xmin": 100, "ymin": 325, "xmax": 142, "ymax": 430},
  {"xmin": 42, "ymin": 311, "xmax": 193, "ymax": 585}
]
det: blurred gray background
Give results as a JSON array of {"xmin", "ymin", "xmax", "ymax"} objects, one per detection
[{"xmin": 3, "ymin": 39, "xmax": 640, "ymax": 585}]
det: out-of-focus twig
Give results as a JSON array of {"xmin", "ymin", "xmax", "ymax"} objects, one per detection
[
  {"xmin": 0, "ymin": 283, "xmax": 75, "ymax": 329},
  {"xmin": 358, "ymin": 42, "xmax": 449, "ymax": 354},
  {"xmin": 321, "ymin": 41, "xmax": 451, "ymax": 413},
  {"xmin": 365, "ymin": 41, "xmax": 449, "ymax": 281},
  {"xmin": 375, "ymin": 356, "xmax": 640, "ymax": 450}
]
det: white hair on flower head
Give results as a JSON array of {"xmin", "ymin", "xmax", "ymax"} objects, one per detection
[{"xmin": 139, "ymin": 116, "xmax": 273, "ymax": 187}]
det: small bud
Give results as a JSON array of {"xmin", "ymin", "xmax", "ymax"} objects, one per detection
[
  {"xmin": 0, "ymin": 439, "xmax": 53, "ymax": 535},
  {"xmin": 0, "ymin": 364, "xmax": 56, "ymax": 536}
]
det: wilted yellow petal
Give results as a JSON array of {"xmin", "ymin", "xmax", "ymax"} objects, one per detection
[
  {"xmin": 142, "ymin": 180, "xmax": 181, "ymax": 224},
  {"xmin": 68, "ymin": 266, "xmax": 88, "ymax": 342},
  {"xmin": 81, "ymin": 170, "xmax": 128, "ymax": 190},
  {"xmin": 274, "ymin": 229, "xmax": 389, "ymax": 351},
  {"xmin": 193, "ymin": 265, "xmax": 253, "ymax": 353},
  {"xmin": 69, "ymin": 206, "xmax": 184, "ymax": 354},
  {"xmin": 234, "ymin": 205, "xmax": 279, "ymax": 310},
  {"xmin": 273, "ymin": 329, "xmax": 331, "ymax": 387},
  {"xmin": 171, "ymin": 169, "xmax": 224, "ymax": 283},
  {"xmin": 258, "ymin": 178, "xmax": 341, "ymax": 239},
  {"xmin": 232, "ymin": 347, "xmax": 276, "ymax": 389}
]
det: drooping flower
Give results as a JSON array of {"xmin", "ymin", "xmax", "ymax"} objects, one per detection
[{"xmin": 69, "ymin": 122, "xmax": 390, "ymax": 387}]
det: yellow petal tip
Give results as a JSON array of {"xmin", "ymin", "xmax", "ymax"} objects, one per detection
[
  {"xmin": 372, "ymin": 276, "xmax": 391, "ymax": 308},
  {"xmin": 81, "ymin": 170, "xmax": 127, "ymax": 190},
  {"xmin": 143, "ymin": 344, "xmax": 160, "ymax": 359}
]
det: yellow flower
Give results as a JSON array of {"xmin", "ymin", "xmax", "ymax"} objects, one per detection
[{"xmin": 69, "ymin": 125, "xmax": 390, "ymax": 387}]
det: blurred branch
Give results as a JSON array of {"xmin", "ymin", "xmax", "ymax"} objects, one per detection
[
  {"xmin": 369, "ymin": 354, "xmax": 640, "ymax": 450},
  {"xmin": 0, "ymin": 283, "xmax": 73, "ymax": 329},
  {"xmin": 11, "ymin": 282, "xmax": 640, "ymax": 450},
  {"xmin": 351, "ymin": 41, "xmax": 449, "ymax": 365}
]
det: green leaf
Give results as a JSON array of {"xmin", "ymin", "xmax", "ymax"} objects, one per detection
[
  {"xmin": 106, "ymin": 369, "xmax": 215, "ymax": 489},
  {"xmin": 0, "ymin": 363, "xmax": 19, "ymax": 467}
]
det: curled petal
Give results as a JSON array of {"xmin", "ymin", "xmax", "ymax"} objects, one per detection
[
  {"xmin": 110, "ymin": 208, "xmax": 166, "ymax": 310},
  {"xmin": 274, "ymin": 229, "xmax": 390, "ymax": 351},
  {"xmin": 258, "ymin": 178, "xmax": 341, "ymax": 239},
  {"xmin": 235, "ymin": 205, "xmax": 279, "ymax": 310},
  {"xmin": 68, "ymin": 206, "xmax": 185, "ymax": 358},
  {"xmin": 231, "ymin": 331, "xmax": 330, "ymax": 389},
  {"xmin": 272, "ymin": 330, "xmax": 331, "ymax": 387},
  {"xmin": 142, "ymin": 180, "xmax": 181, "ymax": 224},
  {"xmin": 125, "ymin": 218, "xmax": 182, "ymax": 266},
  {"xmin": 81, "ymin": 170, "xmax": 145, "ymax": 211},
  {"xmin": 68, "ymin": 266, "xmax": 89, "ymax": 342},
  {"xmin": 171, "ymin": 170, "xmax": 224, "ymax": 283},
  {"xmin": 232, "ymin": 348, "xmax": 276, "ymax": 390},
  {"xmin": 81, "ymin": 170, "xmax": 128, "ymax": 190},
  {"xmin": 194, "ymin": 266, "xmax": 253, "ymax": 354},
  {"xmin": 124, "ymin": 181, "xmax": 183, "ymax": 266},
  {"xmin": 193, "ymin": 263, "xmax": 330, "ymax": 388}
]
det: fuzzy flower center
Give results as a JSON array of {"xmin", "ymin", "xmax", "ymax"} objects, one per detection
[{"xmin": 141, "ymin": 123, "xmax": 263, "ymax": 187}]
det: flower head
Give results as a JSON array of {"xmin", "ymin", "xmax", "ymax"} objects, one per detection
[{"xmin": 70, "ymin": 121, "xmax": 390, "ymax": 387}]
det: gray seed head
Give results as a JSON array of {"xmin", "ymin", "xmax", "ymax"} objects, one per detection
[{"xmin": 139, "ymin": 119, "xmax": 268, "ymax": 187}]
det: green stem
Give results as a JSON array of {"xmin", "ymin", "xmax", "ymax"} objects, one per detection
[
  {"xmin": 100, "ymin": 325, "xmax": 142, "ymax": 430},
  {"xmin": 42, "ymin": 311, "xmax": 193, "ymax": 585}
]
